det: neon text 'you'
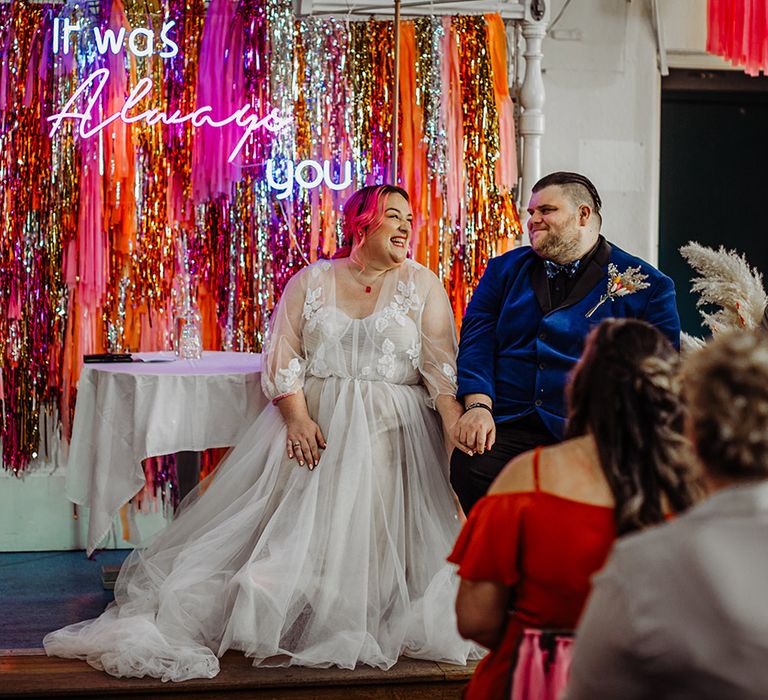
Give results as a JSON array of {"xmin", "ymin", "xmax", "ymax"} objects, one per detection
[
  {"xmin": 52, "ymin": 17, "xmax": 179, "ymax": 58},
  {"xmin": 267, "ymin": 160, "xmax": 353, "ymax": 199}
]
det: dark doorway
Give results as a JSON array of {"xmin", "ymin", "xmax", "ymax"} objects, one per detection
[{"xmin": 659, "ymin": 69, "xmax": 768, "ymax": 336}]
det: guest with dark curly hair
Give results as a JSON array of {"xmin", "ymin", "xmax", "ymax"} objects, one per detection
[
  {"xmin": 567, "ymin": 329, "xmax": 768, "ymax": 700},
  {"xmin": 448, "ymin": 318, "xmax": 696, "ymax": 700}
]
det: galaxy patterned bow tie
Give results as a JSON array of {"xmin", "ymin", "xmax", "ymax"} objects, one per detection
[{"xmin": 543, "ymin": 259, "xmax": 581, "ymax": 279}]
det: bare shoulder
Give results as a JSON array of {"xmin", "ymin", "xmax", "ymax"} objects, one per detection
[
  {"xmin": 488, "ymin": 451, "xmax": 535, "ymax": 495},
  {"xmin": 538, "ymin": 439, "xmax": 614, "ymax": 506}
]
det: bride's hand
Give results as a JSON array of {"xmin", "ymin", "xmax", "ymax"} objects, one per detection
[
  {"xmin": 435, "ymin": 395, "xmax": 474, "ymax": 456},
  {"xmin": 286, "ymin": 416, "xmax": 326, "ymax": 470}
]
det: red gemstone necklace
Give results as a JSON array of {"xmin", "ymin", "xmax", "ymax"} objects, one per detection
[{"xmin": 350, "ymin": 264, "xmax": 383, "ymax": 293}]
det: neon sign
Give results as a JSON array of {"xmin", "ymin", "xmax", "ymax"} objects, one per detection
[
  {"xmin": 266, "ymin": 159, "xmax": 353, "ymax": 198},
  {"xmin": 47, "ymin": 22, "xmax": 354, "ymax": 196},
  {"xmin": 48, "ymin": 68, "xmax": 292, "ymax": 164}
]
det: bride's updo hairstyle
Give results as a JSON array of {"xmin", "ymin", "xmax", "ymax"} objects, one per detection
[
  {"xmin": 333, "ymin": 184, "xmax": 410, "ymax": 259},
  {"xmin": 565, "ymin": 318, "xmax": 695, "ymax": 535}
]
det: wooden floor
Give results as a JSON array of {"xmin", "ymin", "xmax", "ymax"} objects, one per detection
[{"xmin": 0, "ymin": 650, "xmax": 475, "ymax": 700}]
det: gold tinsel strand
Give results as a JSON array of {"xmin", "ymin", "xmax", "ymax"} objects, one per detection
[{"xmin": 453, "ymin": 15, "xmax": 503, "ymax": 290}]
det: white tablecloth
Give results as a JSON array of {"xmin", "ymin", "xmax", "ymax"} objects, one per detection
[{"xmin": 66, "ymin": 351, "xmax": 266, "ymax": 555}]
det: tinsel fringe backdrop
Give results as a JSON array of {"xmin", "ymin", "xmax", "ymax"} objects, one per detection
[{"xmin": 0, "ymin": 0, "xmax": 521, "ymax": 474}]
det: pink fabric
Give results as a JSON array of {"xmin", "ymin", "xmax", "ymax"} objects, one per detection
[
  {"xmin": 192, "ymin": 0, "xmax": 242, "ymax": 202},
  {"xmin": 442, "ymin": 18, "xmax": 463, "ymax": 232},
  {"xmin": 0, "ymin": 23, "xmax": 9, "ymax": 113},
  {"xmin": 549, "ymin": 637, "xmax": 573, "ymax": 700},
  {"xmin": 497, "ymin": 99, "xmax": 518, "ymax": 189},
  {"xmin": 707, "ymin": 0, "xmax": 768, "ymax": 76},
  {"xmin": 510, "ymin": 630, "xmax": 574, "ymax": 700},
  {"xmin": 77, "ymin": 136, "xmax": 107, "ymax": 314}
]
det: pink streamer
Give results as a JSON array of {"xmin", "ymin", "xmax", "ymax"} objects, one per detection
[
  {"xmin": 76, "ymin": 136, "xmax": 106, "ymax": 312},
  {"xmin": 191, "ymin": 0, "xmax": 243, "ymax": 202},
  {"xmin": 707, "ymin": 0, "xmax": 768, "ymax": 76},
  {"xmin": 0, "ymin": 24, "xmax": 9, "ymax": 113},
  {"xmin": 8, "ymin": 289, "xmax": 20, "ymax": 319},
  {"xmin": 443, "ymin": 18, "xmax": 464, "ymax": 236},
  {"xmin": 497, "ymin": 99, "xmax": 517, "ymax": 189}
]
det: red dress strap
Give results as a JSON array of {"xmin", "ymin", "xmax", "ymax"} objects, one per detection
[{"xmin": 532, "ymin": 447, "xmax": 543, "ymax": 492}]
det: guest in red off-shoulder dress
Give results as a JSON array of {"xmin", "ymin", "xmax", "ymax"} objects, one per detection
[
  {"xmin": 449, "ymin": 446, "xmax": 615, "ymax": 698},
  {"xmin": 449, "ymin": 319, "xmax": 699, "ymax": 700}
]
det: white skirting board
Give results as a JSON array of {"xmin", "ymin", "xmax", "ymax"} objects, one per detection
[{"xmin": 0, "ymin": 470, "xmax": 168, "ymax": 552}]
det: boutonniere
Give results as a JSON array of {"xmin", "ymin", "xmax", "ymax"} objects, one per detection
[{"xmin": 585, "ymin": 263, "xmax": 650, "ymax": 318}]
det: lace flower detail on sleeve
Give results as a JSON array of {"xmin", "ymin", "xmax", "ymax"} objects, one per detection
[
  {"xmin": 303, "ymin": 287, "xmax": 326, "ymax": 332},
  {"xmin": 441, "ymin": 363, "xmax": 457, "ymax": 384},
  {"xmin": 276, "ymin": 358, "xmax": 303, "ymax": 395},
  {"xmin": 310, "ymin": 260, "xmax": 332, "ymax": 277}
]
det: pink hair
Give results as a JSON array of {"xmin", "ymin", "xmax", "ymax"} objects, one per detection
[{"xmin": 333, "ymin": 184, "xmax": 410, "ymax": 259}]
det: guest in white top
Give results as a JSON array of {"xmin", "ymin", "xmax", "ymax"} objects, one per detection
[{"xmin": 566, "ymin": 329, "xmax": 768, "ymax": 700}]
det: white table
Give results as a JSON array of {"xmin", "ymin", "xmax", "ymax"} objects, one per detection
[{"xmin": 66, "ymin": 351, "xmax": 266, "ymax": 556}]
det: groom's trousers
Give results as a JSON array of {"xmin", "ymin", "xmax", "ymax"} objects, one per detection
[{"xmin": 450, "ymin": 413, "xmax": 557, "ymax": 515}]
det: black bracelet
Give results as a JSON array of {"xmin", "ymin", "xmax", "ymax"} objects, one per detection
[{"xmin": 465, "ymin": 402, "xmax": 493, "ymax": 415}]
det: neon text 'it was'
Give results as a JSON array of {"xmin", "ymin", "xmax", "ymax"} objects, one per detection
[{"xmin": 52, "ymin": 17, "xmax": 179, "ymax": 58}]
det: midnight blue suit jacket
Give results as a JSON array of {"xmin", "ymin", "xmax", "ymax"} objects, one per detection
[{"xmin": 456, "ymin": 239, "xmax": 680, "ymax": 439}]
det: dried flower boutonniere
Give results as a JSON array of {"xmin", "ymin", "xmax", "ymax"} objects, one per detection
[{"xmin": 585, "ymin": 263, "xmax": 650, "ymax": 318}]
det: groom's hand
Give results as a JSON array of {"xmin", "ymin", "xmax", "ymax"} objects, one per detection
[{"xmin": 454, "ymin": 405, "xmax": 496, "ymax": 455}]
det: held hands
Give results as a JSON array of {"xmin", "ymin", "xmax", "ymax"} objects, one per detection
[
  {"xmin": 453, "ymin": 404, "xmax": 496, "ymax": 455},
  {"xmin": 285, "ymin": 415, "xmax": 326, "ymax": 470},
  {"xmin": 435, "ymin": 395, "xmax": 474, "ymax": 457}
]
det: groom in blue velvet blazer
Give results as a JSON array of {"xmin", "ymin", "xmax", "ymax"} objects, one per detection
[{"xmin": 450, "ymin": 172, "xmax": 680, "ymax": 513}]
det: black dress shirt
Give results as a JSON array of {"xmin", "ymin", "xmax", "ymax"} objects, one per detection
[{"xmin": 543, "ymin": 236, "xmax": 606, "ymax": 310}]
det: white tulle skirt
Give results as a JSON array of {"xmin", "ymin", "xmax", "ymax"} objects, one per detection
[{"xmin": 44, "ymin": 376, "xmax": 479, "ymax": 681}]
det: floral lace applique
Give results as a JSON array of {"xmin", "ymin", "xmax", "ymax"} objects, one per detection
[
  {"xmin": 276, "ymin": 357, "xmax": 303, "ymax": 394},
  {"xmin": 442, "ymin": 363, "xmax": 457, "ymax": 384},
  {"xmin": 303, "ymin": 287, "xmax": 326, "ymax": 331},
  {"xmin": 303, "ymin": 287, "xmax": 322, "ymax": 320},
  {"xmin": 311, "ymin": 344, "xmax": 330, "ymax": 378},
  {"xmin": 377, "ymin": 338, "xmax": 396, "ymax": 379},
  {"xmin": 407, "ymin": 341, "xmax": 421, "ymax": 369},
  {"xmin": 310, "ymin": 260, "xmax": 332, "ymax": 277},
  {"xmin": 375, "ymin": 280, "xmax": 421, "ymax": 332}
]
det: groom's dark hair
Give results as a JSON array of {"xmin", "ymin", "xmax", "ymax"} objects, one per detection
[{"xmin": 533, "ymin": 171, "xmax": 602, "ymax": 223}]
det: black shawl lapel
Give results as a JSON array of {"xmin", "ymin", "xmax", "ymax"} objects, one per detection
[
  {"xmin": 552, "ymin": 238, "xmax": 613, "ymax": 313},
  {"xmin": 530, "ymin": 261, "xmax": 551, "ymax": 314}
]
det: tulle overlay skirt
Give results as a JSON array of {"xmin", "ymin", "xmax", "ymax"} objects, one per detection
[{"xmin": 44, "ymin": 376, "xmax": 479, "ymax": 681}]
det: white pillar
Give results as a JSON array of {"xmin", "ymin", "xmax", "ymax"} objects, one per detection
[{"xmin": 519, "ymin": 2, "xmax": 548, "ymax": 212}]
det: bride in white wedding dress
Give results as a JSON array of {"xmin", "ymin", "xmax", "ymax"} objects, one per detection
[{"xmin": 44, "ymin": 184, "xmax": 480, "ymax": 681}]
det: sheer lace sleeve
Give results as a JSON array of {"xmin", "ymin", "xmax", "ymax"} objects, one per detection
[
  {"xmin": 417, "ymin": 269, "xmax": 459, "ymax": 408},
  {"xmin": 261, "ymin": 271, "xmax": 308, "ymax": 403}
]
